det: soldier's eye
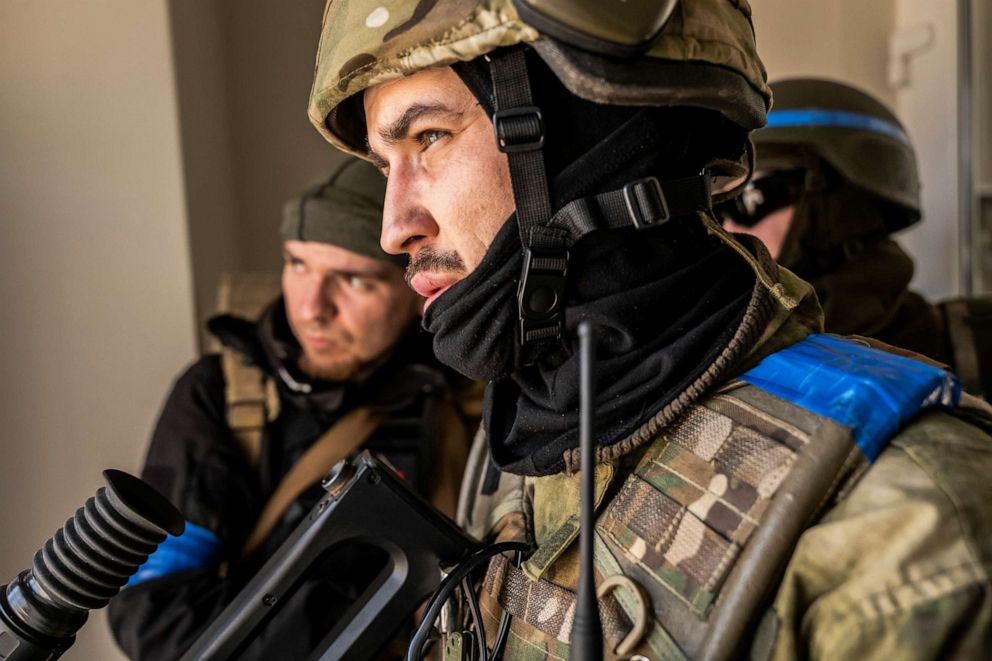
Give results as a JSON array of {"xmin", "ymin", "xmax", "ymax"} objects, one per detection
[
  {"xmin": 415, "ymin": 129, "xmax": 447, "ymax": 149},
  {"xmin": 346, "ymin": 275, "xmax": 373, "ymax": 291}
]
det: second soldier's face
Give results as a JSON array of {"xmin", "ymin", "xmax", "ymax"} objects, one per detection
[
  {"xmin": 364, "ymin": 67, "xmax": 516, "ymax": 311},
  {"xmin": 281, "ymin": 240, "xmax": 422, "ymax": 382},
  {"xmin": 723, "ymin": 205, "xmax": 795, "ymax": 260}
]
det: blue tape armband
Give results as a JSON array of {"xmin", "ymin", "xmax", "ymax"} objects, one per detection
[
  {"xmin": 740, "ymin": 334, "xmax": 961, "ymax": 461},
  {"xmin": 127, "ymin": 521, "xmax": 223, "ymax": 587}
]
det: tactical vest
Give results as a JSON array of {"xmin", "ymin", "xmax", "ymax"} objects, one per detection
[{"xmin": 454, "ymin": 334, "xmax": 964, "ymax": 660}]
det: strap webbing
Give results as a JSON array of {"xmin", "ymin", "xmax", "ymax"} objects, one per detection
[
  {"xmin": 240, "ymin": 407, "xmax": 385, "ymax": 559},
  {"xmin": 490, "ymin": 49, "xmax": 569, "ymax": 363},
  {"xmin": 482, "ymin": 553, "xmax": 631, "ymax": 646},
  {"xmin": 490, "ymin": 49, "xmax": 552, "ymax": 243},
  {"xmin": 550, "ymin": 174, "xmax": 712, "ymax": 241},
  {"xmin": 221, "ymin": 350, "xmax": 280, "ymax": 469}
]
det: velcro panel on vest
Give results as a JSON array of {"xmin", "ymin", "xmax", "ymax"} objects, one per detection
[
  {"xmin": 595, "ymin": 385, "xmax": 858, "ymax": 657},
  {"xmin": 598, "ymin": 396, "xmax": 804, "ymax": 617},
  {"xmin": 523, "ymin": 464, "xmax": 614, "ymax": 581},
  {"xmin": 739, "ymin": 333, "xmax": 961, "ymax": 461}
]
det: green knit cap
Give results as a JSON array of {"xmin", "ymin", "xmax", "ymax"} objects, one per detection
[{"xmin": 281, "ymin": 158, "xmax": 404, "ymax": 268}]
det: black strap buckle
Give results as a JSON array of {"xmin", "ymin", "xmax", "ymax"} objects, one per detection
[
  {"xmin": 494, "ymin": 106, "xmax": 545, "ymax": 153},
  {"xmin": 517, "ymin": 248, "xmax": 568, "ymax": 348},
  {"xmin": 623, "ymin": 176, "xmax": 670, "ymax": 229}
]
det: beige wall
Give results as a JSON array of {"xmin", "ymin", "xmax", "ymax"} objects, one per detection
[
  {"xmin": 218, "ymin": 0, "xmax": 345, "ymax": 275},
  {"xmin": 978, "ymin": 0, "xmax": 992, "ymax": 188},
  {"xmin": 169, "ymin": 0, "xmax": 345, "ymax": 346},
  {"xmin": 0, "ymin": 2, "xmax": 195, "ymax": 660},
  {"xmin": 169, "ymin": 0, "xmax": 242, "ymax": 348},
  {"xmin": 751, "ymin": 0, "xmax": 896, "ymax": 105},
  {"xmin": 891, "ymin": 0, "xmax": 960, "ymax": 298}
]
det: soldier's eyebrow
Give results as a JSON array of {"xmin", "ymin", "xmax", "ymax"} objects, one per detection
[
  {"xmin": 365, "ymin": 143, "xmax": 388, "ymax": 172},
  {"xmin": 377, "ymin": 103, "xmax": 463, "ymax": 145}
]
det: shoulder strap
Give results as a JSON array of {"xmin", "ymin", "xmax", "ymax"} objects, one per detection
[
  {"xmin": 240, "ymin": 406, "xmax": 385, "ymax": 559},
  {"xmin": 220, "ymin": 348, "xmax": 280, "ymax": 469},
  {"xmin": 941, "ymin": 297, "xmax": 992, "ymax": 398},
  {"xmin": 424, "ymin": 397, "xmax": 470, "ymax": 519},
  {"xmin": 214, "ymin": 271, "xmax": 283, "ymax": 467}
]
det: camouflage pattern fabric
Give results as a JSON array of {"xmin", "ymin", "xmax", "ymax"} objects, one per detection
[
  {"xmin": 481, "ymin": 553, "xmax": 631, "ymax": 646},
  {"xmin": 459, "ymin": 265, "xmax": 992, "ymax": 659},
  {"xmin": 308, "ymin": 0, "xmax": 771, "ymax": 158},
  {"xmin": 469, "ymin": 383, "xmax": 992, "ymax": 660},
  {"xmin": 760, "ymin": 407, "xmax": 992, "ymax": 659},
  {"xmin": 599, "ymin": 392, "xmax": 809, "ymax": 617}
]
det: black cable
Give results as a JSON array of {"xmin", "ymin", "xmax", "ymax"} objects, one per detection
[
  {"xmin": 407, "ymin": 541, "xmax": 529, "ymax": 661},
  {"xmin": 489, "ymin": 548, "xmax": 524, "ymax": 660},
  {"xmin": 462, "ymin": 576, "xmax": 487, "ymax": 661}
]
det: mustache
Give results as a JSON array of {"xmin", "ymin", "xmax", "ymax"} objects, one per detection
[{"xmin": 405, "ymin": 246, "xmax": 466, "ymax": 285}]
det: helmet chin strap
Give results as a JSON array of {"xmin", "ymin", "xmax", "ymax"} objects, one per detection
[
  {"xmin": 489, "ymin": 48, "xmax": 569, "ymax": 367},
  {"xmin": 488, "ymin": 49, "xmax": 715, "ymax": 368}
]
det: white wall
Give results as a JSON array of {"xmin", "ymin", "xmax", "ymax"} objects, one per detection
[{"xmin": 0, "ymin": 2, "xmax": 196, "ymax": 659}]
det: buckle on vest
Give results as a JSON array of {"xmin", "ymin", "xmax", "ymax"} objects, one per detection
[
  {"xmin": 518, "ymin": 247, "xmax": 568, "ymax": 348},
  {"xmin": 623, "ymin": 176, "xmax": 670, "ymax": 229},
  {"xmin": 494, "ymin": 106, "xmax": 545, "ymax": 153}
]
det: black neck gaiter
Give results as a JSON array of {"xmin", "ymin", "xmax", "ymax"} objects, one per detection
[{"xmin": 423, "ymin": 52, "xmax": 757, "ymax": 476}]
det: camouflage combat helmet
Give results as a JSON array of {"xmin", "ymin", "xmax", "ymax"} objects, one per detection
[
  {"xmin": 308, "ymin": 0, "xmax": 771, "ymax": 158},
  {"xmin": 309, "ymin": 1, "xmax": 793, "ymax": 363},
  {"xmin": 752, "ymin": 77, "xmax": 922, "ymax": 230}
]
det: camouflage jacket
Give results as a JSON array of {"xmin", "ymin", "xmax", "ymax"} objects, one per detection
[{"xmin": 455, "ymin": 270, "xmax": 992, "ymax": 660}]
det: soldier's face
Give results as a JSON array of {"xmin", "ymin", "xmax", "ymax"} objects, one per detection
[
  {"xmin": 281, "ymin": 240, "xmax": 422, "ymax": 381},
  {"xmin": 364, "ymin": 67, "xmax": 515, "ymax": 311}
]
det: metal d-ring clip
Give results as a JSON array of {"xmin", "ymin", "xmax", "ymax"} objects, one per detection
[{"xmin": 596, "ymin": 574, "xmax": 650, "ymax": 657}]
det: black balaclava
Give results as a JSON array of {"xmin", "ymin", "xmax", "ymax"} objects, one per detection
[
  {"xmin": 777, "ymin": 162, "xmax": 895, "ymax": 278},
  {"xmin": 424, "ymin": 48, "xmax": 758, "ymax": 476},
  {"xmin": 777, "ymin": 164, "xmax": 946, "ymax": 362}
]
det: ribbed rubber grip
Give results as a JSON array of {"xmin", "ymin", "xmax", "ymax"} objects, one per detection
[{"xmin": 28, "ymin": 470, "xmax": 184, "ymax": 612}]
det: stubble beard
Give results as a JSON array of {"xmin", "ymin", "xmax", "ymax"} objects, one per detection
[{"xmin": 298, "ymin": 350, "xmax": 364, "ymax": 382}]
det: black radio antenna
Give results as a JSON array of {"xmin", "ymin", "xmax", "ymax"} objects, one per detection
[{"xmin": 569, "ymin": 321, "xmax": 603, "ymax": 660}]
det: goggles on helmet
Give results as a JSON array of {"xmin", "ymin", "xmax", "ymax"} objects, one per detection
[{"xmin": 718, "ymin": 169, "xmax": 805, "ymax": 227}]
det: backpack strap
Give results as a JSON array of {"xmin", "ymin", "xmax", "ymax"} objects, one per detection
[
  {"xmin": 940, "ymin": 296, "xmax": 992, "ymax": 399},
  {"xmin": 240, "ymin": 406, "xmax": 386, "ymax": 559},
  {"xmin": 220, "ymin": 348, "xmax": 280, "ymax": 469},
  {"xmin": 214, "ymin": 271, "xmax": 284, "ymax": 468}
]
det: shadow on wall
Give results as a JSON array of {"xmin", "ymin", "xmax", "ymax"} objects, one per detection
[{"xmin": 169, "ymin": 0, "xmax": 346, "ymax": 349}]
